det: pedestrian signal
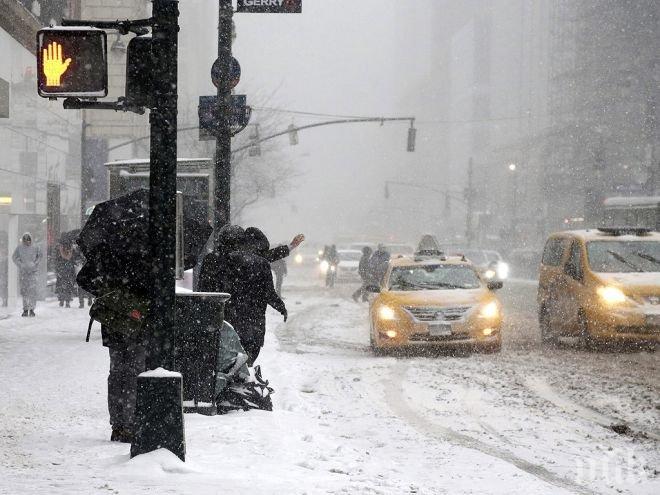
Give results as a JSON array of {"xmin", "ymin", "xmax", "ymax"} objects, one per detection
[{"xmin": 37, "ymin": 27, "xmax": 108, "ymax": 98}]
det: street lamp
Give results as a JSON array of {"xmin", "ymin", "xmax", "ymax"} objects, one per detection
[{"xmin": 507, "ymin": 163, "xmax": 518, "ymax": 240}]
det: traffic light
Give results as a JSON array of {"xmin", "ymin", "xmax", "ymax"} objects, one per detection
[
  {"xmin": 37, "ymin": 27, "xmax": 107, "ymax": 98},
  {"xmin": 125, "ymin": 35, "xmax": 153, "ymax": 107},
  {"xmin": 288, "ymin": 124, "xmax": 299, "ymax": 145},
  {"xmin": 407, "ymin": 126, "xmax": 416, "ymax": 152}
]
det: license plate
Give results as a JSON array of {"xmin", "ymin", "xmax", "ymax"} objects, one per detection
[
  {"xmin": 646, "ymin": 314, "xmax": 660, "ymax": 326},
  {"xmin": 429, "ymin": 323, "xmax": 452, "ymax": 336}
]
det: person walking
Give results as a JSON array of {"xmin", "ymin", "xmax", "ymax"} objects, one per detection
[
  {"xmin": 271, "ymin": 257, "xmax": 287, "ymax": 296},
  {"xmin": 197, "ymin": 224, "xmax": 246, "ymax": 294},
  {"xmin": 367, "ymin": 244, "xmax": 390, "ymax": 288},
  {"xmin": 225, "ymin": 231, "xmax": 287, "ymax": 366},
  {"xmin": 352, "ymin": 246, "xmax": 373, "ymax": 302},
  {"xmin": 55, "ymin": 241, "xmax": 77, "ymax": 308},
  {"xmin": 12, "ymin": 233, "xmax": 42, "ymax": 317}
]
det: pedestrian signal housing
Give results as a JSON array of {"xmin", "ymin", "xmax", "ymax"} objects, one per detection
[{"xmin": 37, "ymin": 27, "xmax": 108, "ymax": 98}]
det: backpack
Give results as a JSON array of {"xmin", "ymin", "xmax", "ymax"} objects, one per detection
[
  {"xmin": 85, "ymin": 290, "xmax": 150, "ymax": 342},
  {"xmin": 216, "ymin": 365, "xmax": 274, "ymax": 414}
]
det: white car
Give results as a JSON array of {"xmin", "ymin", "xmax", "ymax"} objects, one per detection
[
  {"xmin": 461, "ymin": 249, "xmax": 510, "ymax": 280},
  {"xmin": 336, "ymin": 249, "xmax": 363, "ymax": 282}
]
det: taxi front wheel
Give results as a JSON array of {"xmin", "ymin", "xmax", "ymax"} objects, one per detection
[
  {"xmin": 539, "ymin": 305, "xmax": 558, "ymax": 345},
  {"xmin": 578, "ymin": 311, "xmax": 597, "ymax": 350}
]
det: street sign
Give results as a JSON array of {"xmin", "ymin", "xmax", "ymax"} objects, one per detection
[
  {"xmin": 236, "ymin": 0, "xmax": 302, "ymax": 13},
  {"xmin": 36, "ymin": 27, "xmax": 107, "ymax": 98},
  {"xmin": 211, "ymin": 57, "xmax": 241, "ymax": 90},
  {"xmin": 198, "ymin": 95, "xmax": 251, "ymax": 140}
]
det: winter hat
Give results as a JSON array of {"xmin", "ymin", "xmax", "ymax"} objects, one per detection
[
  {"xmin": 217, "ymin": 224, "xmax": 245, "ymax": 251},
  {"xmin": 21, "ymin": 233, "xmax": 32, "ymax": 243},
  {"xmin": 244, "ymin": 227, "xmax": 270, "ymax": 254}
]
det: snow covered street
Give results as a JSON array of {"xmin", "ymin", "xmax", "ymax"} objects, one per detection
[{"xmin": 0, "ymin": 269, "xmax": 658, "ymax": 495}]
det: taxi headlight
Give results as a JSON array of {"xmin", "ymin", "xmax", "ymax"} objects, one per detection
[
  {"xmin": 294, "ymin": 254, "xmax": 303, "ymax": 264},
  {"xmin": 320, "ymin": 260, "xmax": 329, "ymax": 273},
  {"xmin": 483, "ymin": 269, "xmax": 496, "ymax": 280},
  {"xmin": 496, "ymin": 262, "xmax": 509, "ymax": 280},
  {"xmin": 478, "ymin": 301, "xmax": 499, "ymax": 319},
  {"xmin": 597, "ymin": 286, "xmax": 627, "ymax": 305},
  {"xmin": 378, "ymin": 306, "xmax": 397, "ymax": 321}
]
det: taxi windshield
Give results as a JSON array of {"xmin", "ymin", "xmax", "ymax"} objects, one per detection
[
  {"xmin": 586, "ymin": 240, "xmax": 660, "ymax": 273},
  {"xmin": 388, "ymin": 265, "xmax": 481, "ymax": 291}
]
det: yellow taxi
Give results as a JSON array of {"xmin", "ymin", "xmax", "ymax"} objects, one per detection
[
  {"xmin": 538, "ymin": 228, "xmax": 660, "ymax": 346},
  {"xmin": 368, "ymin": 253, "xmax": 503, "ymax": 353}
]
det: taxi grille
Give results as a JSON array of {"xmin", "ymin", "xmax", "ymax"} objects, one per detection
[{"xmin": 404, "ymin": 306, "xmax": 471, "ymax": 322}]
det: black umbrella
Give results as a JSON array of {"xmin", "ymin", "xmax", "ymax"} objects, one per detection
[{"xmin": 76, "ymin": 189, "xmax": 212, "ymax": 296}]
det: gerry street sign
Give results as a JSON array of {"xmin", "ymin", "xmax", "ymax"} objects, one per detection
[{"xmin": 236, "ymin": 0, "xmax": 302, "ymax": 14}]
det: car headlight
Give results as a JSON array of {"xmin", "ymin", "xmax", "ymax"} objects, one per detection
[
  {"xmin": 478, "ymin": 301, "xmax": 499, "ymax": 319},
  {"xmin": 294, "ymin": 254, "xmax": 303, "ymax": 264},
  {"xmin": 378, "ymin": 305, "xmax": 396, "ymax": 320},
  {"xmin": 320, "ymin": 260, "xmax": 329, "ymax": 273},
  {"xmin": 483, "ymin": 269, "xmax": 496, "ymax": 280},
  {"xmin": 597, "ymin": 286, "xmax": 627, "ymax": 305},
  {"xmin": 496, "ymin": 262, "xmax": 509, "ymax": 280}
]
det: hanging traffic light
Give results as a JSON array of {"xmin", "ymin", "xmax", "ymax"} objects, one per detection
[
  {"xmin": 36, "ymin": 27, "xmax": 108, "ymax": 98},
  {"xmin": 407, "ymin": 126, "xmax": 416, "ymax": 152},
  {"xmin": 288, "ymin": 124, "xmax": 299, "ymax": 145}
]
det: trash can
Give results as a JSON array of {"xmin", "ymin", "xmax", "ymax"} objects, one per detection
[{"xmin": 174, "ymin": 291, "xmax": 230, "ymax": 414}]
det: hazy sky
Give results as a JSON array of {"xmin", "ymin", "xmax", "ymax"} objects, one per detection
[{"xmin": 179, "ymin": 0, "xmax": 436, "ymax": 246}]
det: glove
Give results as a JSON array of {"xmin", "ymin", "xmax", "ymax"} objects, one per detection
[{"xmin": 282, "ymin": 310, "xmax": 288, "ymax": 322}]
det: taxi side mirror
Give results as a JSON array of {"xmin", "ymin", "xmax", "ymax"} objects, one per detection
[
  {"xmin": 365, "ymin": 285, "xmax": 381, "ymax": 293},
  {"xmin": 487, "ymin": 281, "xmax": 503, "ymax": 291}
]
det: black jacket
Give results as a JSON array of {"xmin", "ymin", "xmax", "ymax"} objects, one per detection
[{"xmin": 224, "ymin": 250, "xmax": 286, "ymax": 347}]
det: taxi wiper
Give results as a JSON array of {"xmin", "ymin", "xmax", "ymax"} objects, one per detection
[
  {"xmin": 634, "ymin": 251, "xmax": 660, "ymax": 266},
  {"xmin": 607, "ymin": 250, "xmax": 643, "ymax": 272},
  {"xmin": 390, "ymin": 280, "xmax": 425, "ymax": 290}
]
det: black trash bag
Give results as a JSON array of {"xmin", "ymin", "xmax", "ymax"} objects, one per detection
[{"xmin": 216, "ymin": 365, "xmax": 274, "ymax": 414}]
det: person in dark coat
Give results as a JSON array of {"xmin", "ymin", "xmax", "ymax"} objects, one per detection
[
  {"xmin": 367, "ymin": 244, "xmax": 391, "ymax": 287},
  {"xmin": 225, "ymin": 232, "xmax": 287, "ymax": 366},
  {"xmin": 12, "ymin": 233, "xmax": 42, "ymax": 317},
  {"xmin": 55, "ymin": 241, "xmax": 77, "ymax": 307},
  {"xmin": 352, "ymin": 246, "xmax": 373, "ymax": 302},
  {"xmin": 197, "ymin": 224, "xmax": 246, "ymax": 294}
]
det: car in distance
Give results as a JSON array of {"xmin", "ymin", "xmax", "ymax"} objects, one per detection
[
  {"xmin": 336, "ymin": 249, "xmax": 363, "ymax": 282},
  {"xmin": 368, "ymin": 253, "xmax": 503, "ymax": 353},
  {"xmin": 462, "ymin": 248, "xmax": 509, "ymax": 280},
  {"xmin": 538, "ymin": 227, "xmax": 660, "ymax": 347}
]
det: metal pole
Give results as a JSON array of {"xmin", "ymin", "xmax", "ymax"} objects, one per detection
[
  {"xmin": 146, "ymin": 0, "xmax": 179, "ymax": 370},
  {"xmin": 214, "ymin": 0, "xmax": 233, "ymax": 232},
  {"xmin": 466, "ymin": 157, "xmax": 474, "ymax": 248},
  {"xmin": 80, "ymin": 114, "xmax": 89, "ymax": 224}
]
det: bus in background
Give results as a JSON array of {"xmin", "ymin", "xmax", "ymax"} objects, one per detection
[{"xmin": 602, "ymin": 196, "xmax": 660, "ymax": 231}]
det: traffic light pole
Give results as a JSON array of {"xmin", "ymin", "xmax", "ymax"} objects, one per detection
[
  {"xmin": 214, "ymin": 0, "xmax": 233, "ymax": 232},
  {"xmin": 466, "ymin": 157, "xmax": 475, "ymax": 248},
  {"xmin": 146, "ymin": 0, "xmax": 179, "ymax": 371}
]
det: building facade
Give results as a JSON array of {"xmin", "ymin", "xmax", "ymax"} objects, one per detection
[{"xmin": 0, "ymin": 0, "xmax": 82, "ymax": 306}]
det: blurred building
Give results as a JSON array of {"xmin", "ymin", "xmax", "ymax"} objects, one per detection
[
  {"xmin": 426, "ymin": 0, "xmax": 659, "ymax": 252},
  {"xmin": 0, "ymin": 0, "xmax": 82, "ymax": 305}
]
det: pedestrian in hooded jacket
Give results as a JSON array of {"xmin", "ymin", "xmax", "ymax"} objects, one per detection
[
  {"xmin": 55, "ymin": 241, "xmax": 77, "ymax": 307},
  {"xmin": 352, "ymin": 246, "xmax": 373, "ymax": 302},
  {"xmin": 225, "ymin": 231, "xmax": 287, "ymax": 366},
  {"xmin": 197, "ymin": 224, "xmax": 246, "ymax": 294},
  {"xmin": 12, "ymin": 233, "xmax": 42, "ymax": 317}
]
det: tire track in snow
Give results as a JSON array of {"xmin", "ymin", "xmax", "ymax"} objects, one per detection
[
  {"xmin": 275, "ymin": 302, "xmax": 369, "ymax": 355},
  {"xmin": 524, "ymin": 376, "xmax": 660, "ymax": 442},
  {"xmin": 383, "ymin": 361, "xmax": 597, "ymax": 495}
]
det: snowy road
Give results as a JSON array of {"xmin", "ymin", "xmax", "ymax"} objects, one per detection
[{"xmin": 0, "ymin": 270, "xmax": 658, "ymax": 494}]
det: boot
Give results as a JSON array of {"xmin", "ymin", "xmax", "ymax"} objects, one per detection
[
  {"xmin": 21, "ymin": 310, "xmax": 28, "ymax": 317},
  {"xmin": 29, "ymin": 310, "xmax": 35, "ymax": 317},
  {"xmin": 59, "ymin": 300, "xmax": 64, "ymax": 307},
  {"xmin": 110, "ymin": 427, "xmax": 133, "ymax": 443},
  {"xmin": 65, "ymin": 301, "xmax": 70, "ymax": 308}
]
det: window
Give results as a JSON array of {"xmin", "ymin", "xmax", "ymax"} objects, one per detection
[
  {"xmin": 388, "ymin": 265, "xmax": 482, "ymax": 291},
  {"xmin": 542, "ymin": 238, "xmax": 567, "ymax": 266},
  {"xmin": 586, "ymin": 241, "xmax": 660, "ymax": 273},
  {"xmin": 564, "ymin": 242, "xmax": 583, "ymax": 281}
]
